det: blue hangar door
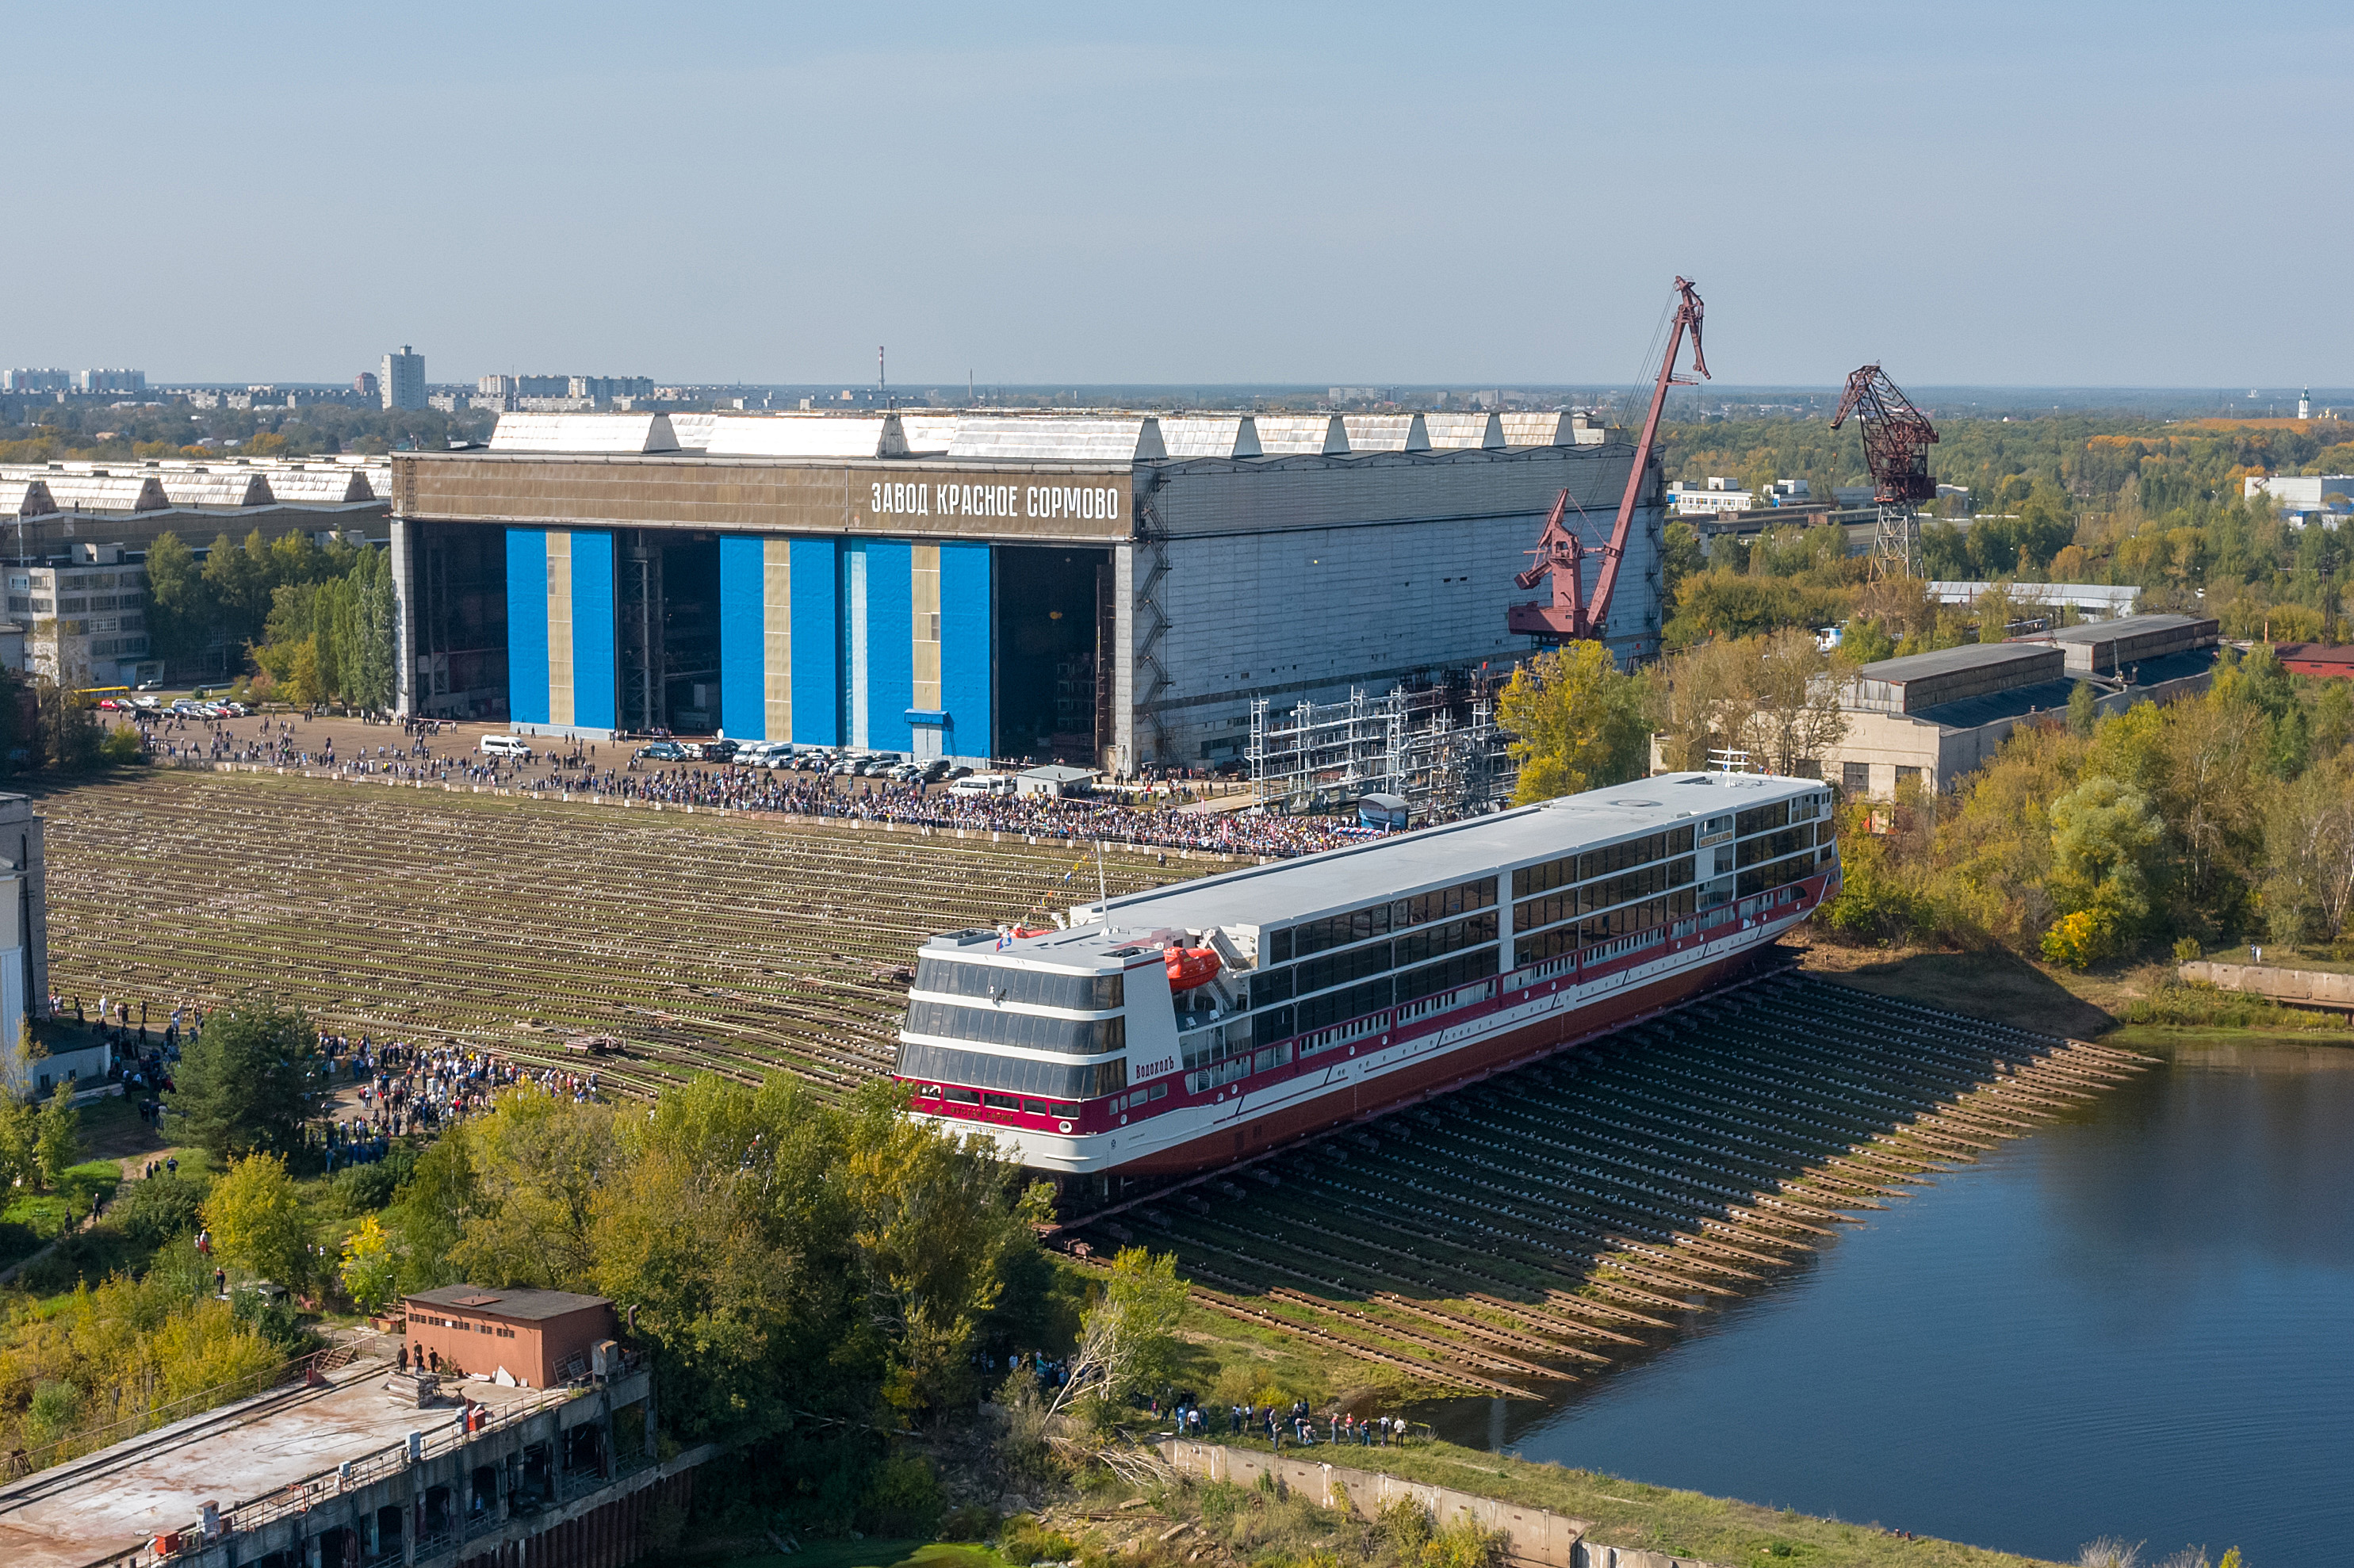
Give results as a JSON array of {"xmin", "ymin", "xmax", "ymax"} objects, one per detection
[
  {"xmin": 712, "ymin": 535, "xmax": 992, "ymax": 761},
  {"xmin": 504, "ymin": 527, "xmax": 616, "ymax": 735}
]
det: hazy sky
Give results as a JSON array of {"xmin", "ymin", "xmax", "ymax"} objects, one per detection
[{"xmin": 10, "ymin": 2, "xmax": 2347, "ymax": 388}]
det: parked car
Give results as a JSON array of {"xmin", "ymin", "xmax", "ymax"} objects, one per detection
[
  {"xmin": 637, "ymin": 740, "xmax": 687, "ymax": 761},
  {"xmin": 887, "ymin": 763, "xmax": 922, "ymax": 782},
  {"xmin": 220, "ymin": 702, "xmax": 251, "ymax": 717},
  {"xmin": 684, "ymin": 739, "xmax": 738, "ymax": 762}
]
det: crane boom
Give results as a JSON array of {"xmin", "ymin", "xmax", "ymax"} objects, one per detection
[
  {"xmin": 1831, "ymin": 363, "xmax": 1939, "ymax": 578},
  {"xmin": 1509, "ymin": 276, "xmax": 1709, "ymax": 648}
]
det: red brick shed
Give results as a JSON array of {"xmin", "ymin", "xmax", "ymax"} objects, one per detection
[
  {"xmin": 2274, "ymin": 643, "xmax": 2354, "ymax": 679},
  {"xmin": 402, "ymin": 1285, "xmax": 617, "ymax": 1388}
]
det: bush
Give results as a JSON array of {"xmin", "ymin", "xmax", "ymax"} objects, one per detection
[
  {"xmin": 1377, "ymin": 1497, "xmax": 1433, "ymax": 1558},
  {"xmin": 1001, "ymin": 1517, "xmax": 1078, "ymax": 1564},
  {"xmin": 856, "ymin": 1451, "xmax": 944, "ymax": 1539},
  {"xmin": 110, "ymin": 1175, "xmax": 206, "ymax": 1250},
  {"xmin": 2042, "ymin": 908, "xmax": 2116, "ymax": 969},
  {"xmin": 938, "ymin": 1505, "xmax": 998, "ymax": 1543},
  {"xmin": 2172, "ymin": 936, "xmax": 2202, "ymax": 963},
  {"xmin": 2123, "ymin": 982, "xmax": 2347, "ymax": 1032},
  {"xmin": 1420, "ymin": 1519, "xmax": 1508, "ymax": 1568},
  {"xmin": 328, "ymin": 1152, "xmax": 411, "ymax": 1215}
]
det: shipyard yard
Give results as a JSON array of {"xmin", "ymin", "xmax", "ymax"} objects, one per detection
[{"xmin": 28, "ymin": 764, "xmax": 2352, "ymax": 1562}]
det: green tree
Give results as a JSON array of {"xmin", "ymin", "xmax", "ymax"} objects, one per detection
[
  {"xmin": 1497, "ymin": 641, "xmax": 1651, "ymax": 803},
  {"xmin": 446, "ymin": 1083, "xmax": 618, "ymax": 1289},
  {"xmin": 142, "ymin": 531, "xmax": 212, "ymax": 672},
  {"xmin": 2067, "ymin": 679, "xmax": 2098, "ymax": 737},
  {"xmin": 0, "ymin": 1091, "xmax": 36, "ymax": 1195},
  {"xmin": 1048, "ymin": 1248, "xmax": 1189, "ymax": 1425},
  {"xmin": 33, "ymin": 1089, "xmax": 79, "ymax": 1189},
  {"xmin": 385, "ymin": 1126, "xmax": 477, "ymax": 1294},
  {"xmin": 166, "ymin": 1001, "xmax": 327, "ymax": 1162},
  {"xmin": 843, "ymin": 1084, "xmax": 1053, "ymax": 1420},
  {"xmin": 205, "ymin": 1153, "xmax": 312, "ymax": 1288}
]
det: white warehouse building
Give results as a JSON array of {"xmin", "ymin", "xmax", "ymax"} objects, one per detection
[{"xmin": 385, "ymin": 408, "xmax": 1665, "ymax": 771}]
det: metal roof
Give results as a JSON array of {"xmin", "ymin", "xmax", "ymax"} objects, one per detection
[
  {"xmin": 946, "ymin": 416, "xmax": 1166, "ymax": 462},
  {"xmin": 955, "ymin": 771, "xmax": 1824, "ymax": 972},
  {"xmin": 1855, "ymin": 641, "xmax": 2056, "ymax": 683},
  {"xmin": 39, "ymin": 473, "xmax": 168, "ymax": 511},
  {"xmin": 405, "ymin": 1283, "xmax": 612, "ymax": 1321},
  {"xmin": 1159, "ymin": 415, "xmax": 1262, "ymax": 460},
  {"xmin": 1422, "ymin": 412, "xmax": 1504, "ymax": 449},
  {"xmin": 152, "ymin": 471, "xmax": 272, "ymax": 507},
  {"xmin": 0, "ymin": 479, "xmax": 56, "ymax": 517},
  {"xmin": 1252, "ymin": 415, "xmax": 1349, "ymax": 456},
  {"xmin": 266, "ymin": 468, "xmax": 376, "ymax": 504},
  {"xmin": 700, "ymin": 412, "xmax": 909, "ymax": 459},
  {"xmin": 1339, "ymin": 414, "xmax": 1429, "ymax": 453},
  {"xmin": 488, "ymin": 411, "xmax": 680, "ymax": 454},
  {"xmin": 2039, "ymin": 612, "xmax": 2209, "ymax": 645}
]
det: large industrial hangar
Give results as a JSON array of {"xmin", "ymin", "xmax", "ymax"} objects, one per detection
[{"xmin": 385, "ymin": 409, "xmax": 1667, "ymax": 771}]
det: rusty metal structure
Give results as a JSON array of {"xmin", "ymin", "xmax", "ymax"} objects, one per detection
[
  {"xmin": 1832, "ymin": 363, "xmax": 1940, "ymax": 579},
  {"xmin": 1508, "ymin": 277, "xmax": 1709, "ymax": 647}
]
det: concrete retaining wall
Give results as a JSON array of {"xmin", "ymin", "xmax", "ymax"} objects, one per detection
[
  {"xmin": 2180, "ymin": 960, "xmax": 2354, "ymax": 1010},
  {"xmin": 1156, "ymin": 1440, "xmax": 1721, "ymax": 1568}
]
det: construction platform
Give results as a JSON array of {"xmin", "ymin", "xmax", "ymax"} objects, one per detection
[{"xmin": 0, "ymin": 1352, "xmax": 700, "ymax": 1568}]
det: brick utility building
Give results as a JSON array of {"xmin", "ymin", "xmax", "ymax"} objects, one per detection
[
  {"xmin": 404, "ymin": 1285, "xmax": 618, "ymax": 1388},
  {"xmin": 385, "ymin": 407, "xmax": 1667, "ymax": 772},
  {"xmin": 2272, "ymin": 642, "xmax": 2354, "ymax": 679}
]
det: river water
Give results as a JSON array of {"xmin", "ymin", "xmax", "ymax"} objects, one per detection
[{"xmin": 1457, "ymin": 1036, "xmax": 2354, "ymax": 1566}]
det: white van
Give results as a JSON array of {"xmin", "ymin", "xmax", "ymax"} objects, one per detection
[
  {"xmin": 479, "ymin": 735, "xmax": 531, "ymax": 757},
  {"xmin": 947, "ymin": 773, "xmax": 1012, "ymax": 797}
]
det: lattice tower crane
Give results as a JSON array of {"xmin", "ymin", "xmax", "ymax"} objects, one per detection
[
  {"xmin": 1508, "ymin": 277, "xmax": 1709, "ymax": 649},
  {"xmin": 1830, "ymin": 364, "xmax": 1939, "ymax": 580}
]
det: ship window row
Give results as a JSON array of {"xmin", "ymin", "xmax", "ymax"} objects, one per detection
[
  {"xmin": 1181, "ymin": 1016, "xmax": 1254, "ymax": 1070},
  {"xmin": 897, "ymin": 1041, "xmax": 1127, "ymax": 1100},
  {"xmin": 1514, "ymin": 859, "xmax": 1696, "ymax": 935},
  {"xmin": 1736, "ymin": 821, "xmax": 1820, "ymax": 868},
  {"xmin": 1110, "ymin": 1081, "xmax": 1170, "ymax": 1115},
  {"xmin": 1512, "ymin": 824, "xmax": 1698, "ymax": 899},
  {"xmin": 1265, "ymin": 878, "xmax": 1497, "ymax": 962},
  {"xmin": 1181, "ymin": 1042, "xmax": 1293, "ymax": 1096},
  {"xmin": 902, "ymin": 1000, "xmax": 1126, "ymax": 1056},
  {"xmin": 912, "ymin": 958, "xmax": 1123, "ymax": 1012},
  {"xmin": 921, "ymin": 1087, "xmax": 1084, "ymax": 1117},
  {"xmin": 1736, "ymin": 849, "xmax": 1820, "ymax": 898},
  {"xmin": 1511, "ymin": 890, "xmax": 1698, "ymax": 967},
  {"xmin": 1251, "ymin": 914, "xmax": 1498, "ymax": 1009}
]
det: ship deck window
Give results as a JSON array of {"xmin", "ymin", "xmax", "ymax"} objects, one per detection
[
  {"xmin": 983, "ymin": 1092, "xmax": 1020, "ymax": 1111},
  {"xmin": 898, "ymin": 1041, "xmax": 1126, "ymax": 1100},
  {"xmin": 904, "ymin": 1000, "xmax": 1126, "ymax": 1055},
  {"xmin": 913, "ymin": 958, "xmax": 1122, "ymax": 1012},
  {"xmin": 1021, "ymin": 1097, "xmax": 1049, "ymax": 1115}
]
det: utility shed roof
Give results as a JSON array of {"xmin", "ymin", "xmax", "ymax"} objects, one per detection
[
  {"xmin": 701, "ymin": 413, "xmax": 909, "ymax": 459},
  {"xmin": 405, "ymin": 1284, "xmax": 612, "ymax": 1321},
  {"xmin": 1843, "ymin": 642, "xmax": 2064, "ymax": 715},
  {"xmin": 1422, "ymin": 412, "xmax": 1503, "ymax": 449},
  {"xmin": 947, "ymin": 416, "xmax": 1166, "ymax": 462},
  {"xmin": 2015, "ymin": 612, "xmax": 2219, "ymax": 673},
  {"xmin": 489, "ymin": 412, "xmax": 680, "ymax": 454}
]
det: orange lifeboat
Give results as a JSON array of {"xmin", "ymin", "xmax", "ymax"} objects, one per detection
[{"xmin": 1164, "ymin": 946, "xmax": 1223, "ymax": 992}]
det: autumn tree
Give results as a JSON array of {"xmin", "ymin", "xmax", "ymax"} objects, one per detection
[
  {"xmin": 167, "ymin": 1000, "xmax": 327, "ymax": 1162},
  {"xmin": 1497, "ymin": 642, "xmax": 1650, "ymax": 803},
  {"xmin": 205, "ymin": 1153, "xmax": 312, "ymax": 1289}
]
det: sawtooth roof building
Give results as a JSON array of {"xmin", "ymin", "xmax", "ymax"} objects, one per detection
[{"xmin": 385, "ymin": 409, "xmax": 1663, "ymax": 772}]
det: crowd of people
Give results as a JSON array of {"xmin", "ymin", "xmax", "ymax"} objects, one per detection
[
  {"xmin": 312, "ymin": 1033, "xmax": 603, "ymax": 1165},
  {"xmin": 1163, "ymin": 1397, "xmax": 1417, "ymax": 1450},
  {"xmin": 129, "ymin": 706, "xmax": 1373, "ymax": 859}
]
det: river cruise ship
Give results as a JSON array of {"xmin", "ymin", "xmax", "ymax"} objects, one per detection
[{"xmin": 896, "ymin": 770, "xmax": 1839, "ymax": 1180}]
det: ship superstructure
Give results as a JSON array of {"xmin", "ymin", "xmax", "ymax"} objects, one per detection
[{"xmin": 896, "ymin": 771, "xmax": 1839, "ymax": 1180}]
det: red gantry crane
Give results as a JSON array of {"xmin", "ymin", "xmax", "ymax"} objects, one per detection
[
  {"xmin": 1830, "ymin": 363, "xmax": 1939, "ymax": 579},
  {"xmin": 1509, "ymin": 275, "xmax": 1709, "ymax": 649}
]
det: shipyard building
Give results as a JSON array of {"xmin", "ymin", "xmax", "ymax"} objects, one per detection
[{"xmin": 386, "ymin": 409, "xmax": 1665, "ymax": 771}]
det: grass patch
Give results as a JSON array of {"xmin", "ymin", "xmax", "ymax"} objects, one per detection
[{"xmin": 1185, "ymin": 1433, "xmax": 2061, "ymax": 1568}]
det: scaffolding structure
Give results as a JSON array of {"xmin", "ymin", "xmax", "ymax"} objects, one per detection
[{"xmin": 1246, "ymin": 675, "xmax": 1516, "ymax": 822}]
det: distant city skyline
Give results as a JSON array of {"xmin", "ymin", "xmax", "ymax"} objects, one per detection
[{"xmin": 7, "ymin": 2, "xmax": 2348, "ymax": 388}]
